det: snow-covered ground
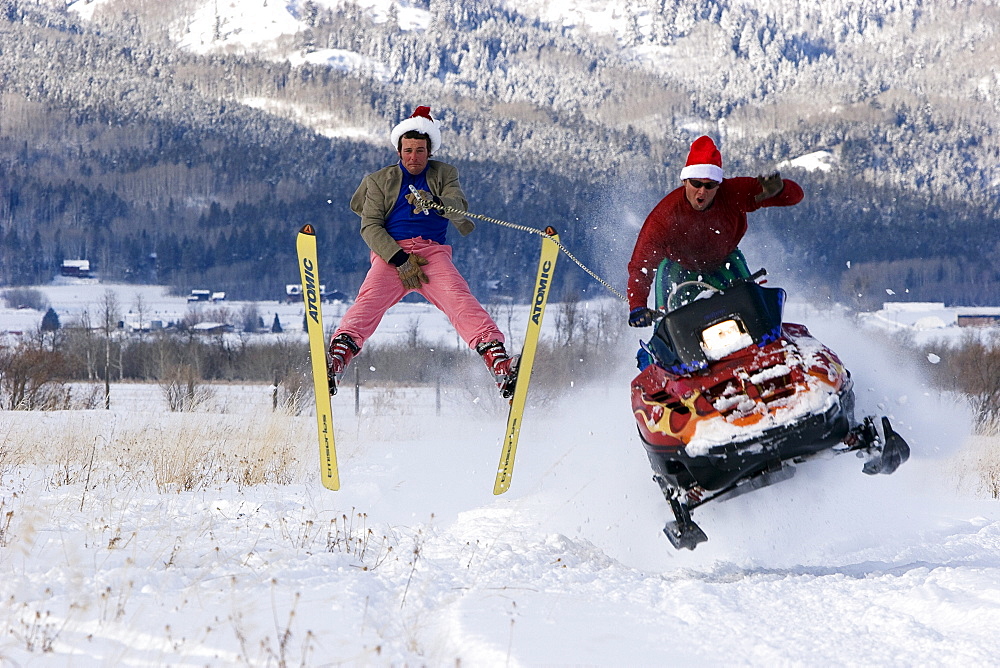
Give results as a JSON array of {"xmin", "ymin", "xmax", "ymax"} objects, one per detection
[
  {"xmin": 1, "ymin": 279, "xmax": 999, "ymax": 664},
  {"xmin": 861, "ymin": 300, "xmax": 1000, "ymax": 346}
]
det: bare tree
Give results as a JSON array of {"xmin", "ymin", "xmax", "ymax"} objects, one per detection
[
  {"xmin": 1, "ymin": 288, "xmax": 48, "ymax": 311},
  {"xmin": 407, "ymin": 316, "xmax": 422, "ymax": 348},
  {"xmin": 0, "ymin": 341, "xmax": 68, "ymax": 410},
  {"xmin": 75, "ymin": 308, "xmax": 98, "ymax": 380},
  {"xmin": 133, "ymin": 292, "xmax": 148, "ymax": 334},
  {"xmin": 133, "ymin": 291, "xmax": 149, "ymax": 378},
  {"xmin": 99, "ymin": 290, "xmax": 121, "ymax": 409},
  {"xmin": 554, "ymin": 291, "xmax": 581, "ymax": 346},
  {"xmin": 240, "ymin": 302, "xmax": 262, "ymax": 333},
  {"xmin": 926, "ymin": 330, "xmax": 1000, "ymax": 435}
]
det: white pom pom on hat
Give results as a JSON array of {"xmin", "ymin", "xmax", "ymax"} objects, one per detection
[
  {"xmin": 390, "ymin": 106, "xmax": 442, "ymax": 153},
  {"xmin": 679, "ymin": 135, "xmax": 724, "ymax": 182}
]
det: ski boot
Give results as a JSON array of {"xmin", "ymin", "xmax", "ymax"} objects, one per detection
[
  {"xmin": 327, "ymin": 333, "xmax": 359, "ymax": 395},
  {"xmin": 476, "ymin": 340, "xmax": 520, "ymax": 399}
]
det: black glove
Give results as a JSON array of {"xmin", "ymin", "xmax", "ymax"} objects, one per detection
[
  {"xmin": 629, "ymin": 307, "xmax": 659, "ymax": 327},
  {"xmin": 755, "ymin": 171, "xmax": 784, "ymax": 202}
]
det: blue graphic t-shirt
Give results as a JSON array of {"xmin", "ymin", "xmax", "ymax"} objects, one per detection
[{"xmin": 383, "ymin": 163, "xmax": 449, "ymax": 245}]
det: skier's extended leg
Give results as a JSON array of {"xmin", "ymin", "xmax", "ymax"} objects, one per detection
[{"xmin": 328, "ymin": 250, "xmax": 407, "ymax": 394}]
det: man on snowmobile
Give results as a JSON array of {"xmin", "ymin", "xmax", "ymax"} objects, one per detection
[
  {"xmin": 625, "ymin": 137, "xmax": 909, "ymax": 550},
  {"xmin": 627, "ymin": 135, "xmax": 804, "ymax": 325},
  {"xmin": 326, "ymin": 106, "xmax": 518, "ymax": 397}
]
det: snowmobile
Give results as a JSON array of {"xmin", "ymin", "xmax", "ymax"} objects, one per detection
[{"xmin": 631, "ymin": 270, "xmax": 910, "ymax": 550}]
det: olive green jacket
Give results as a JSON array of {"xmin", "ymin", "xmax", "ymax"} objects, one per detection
[{"xmin": 349, "ymin": 160, "xmax": 474, "ymax": 263}]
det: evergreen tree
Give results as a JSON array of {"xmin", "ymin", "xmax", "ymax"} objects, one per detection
[
  {"xmin": 40, "ymin": 307, "xmax": 61, "ymax": 332},
  {"xmin": 271, "ymin": 313, "xmax": 283, "ymax": 333}
]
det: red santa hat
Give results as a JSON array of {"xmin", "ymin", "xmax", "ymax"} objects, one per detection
[
  {"xmin": 679, "ymin": 135, "xmax": 724, "ymax": 182},
  {"xmin": 390, "ymin": 106, "xmax": 441, "ymax": 153}
]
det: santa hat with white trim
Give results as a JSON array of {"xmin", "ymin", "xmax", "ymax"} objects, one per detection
[
  {"xmin": 679, "ymin": 135, "xmax": 724, "ymax": 182},
  {"xmin": 390, "ymin": 106, "xmax": 442, "ymax": 153}
]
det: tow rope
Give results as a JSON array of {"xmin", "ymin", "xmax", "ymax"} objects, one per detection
[{"xmin": 408, "ymin": 186, "xmax": 627, "ymax": 303}]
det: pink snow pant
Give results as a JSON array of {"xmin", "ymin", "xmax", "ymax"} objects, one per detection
[{"xmin": 333, "ymin": 237, "xmax": 504, "ymax": 350}]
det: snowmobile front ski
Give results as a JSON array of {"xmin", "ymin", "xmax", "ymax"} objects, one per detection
[
  {"xmin": 296, "ymin": 224, "xmax": 340, "ymax": 491},
  {"xmin": 493, "ymin": 227, "xmax": 559, "ymax": 495},
  {"xmin": 650, "ymin": 416, "xmax": 911, "ymax": 550},
  {"xmin": 663, "ymin": 491, "xmax": 708, "ymax": 550},
  {"xmin": 854, "ymin": 416, "xmax": 911, "ymax": 475}
]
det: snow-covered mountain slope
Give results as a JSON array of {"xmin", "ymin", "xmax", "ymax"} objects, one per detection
[{"xmin": 61, "ymin": 0, "xmax": 1000, "ymax": 205}]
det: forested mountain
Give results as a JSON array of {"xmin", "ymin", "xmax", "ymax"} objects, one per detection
[{"xmin": 1, "ymin": 0, "xmax": 997, "ymax": 305}]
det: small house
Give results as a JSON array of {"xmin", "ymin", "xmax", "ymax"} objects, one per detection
[
  {"xmin": 286, "ymin": 283, "xmax": 326, "ymax": 303},
  {"xmin": 60, "ymin": 259, "xmax": 91, "ymax": 278},
  {"xmin": 192, "ymin": 322, "xmax": 234, "ymax": 335}
]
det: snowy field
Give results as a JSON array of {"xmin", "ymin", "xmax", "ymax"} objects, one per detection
[{"xmin": 2, "ymin": 281, "xmax": 1000, "ymax": 665}]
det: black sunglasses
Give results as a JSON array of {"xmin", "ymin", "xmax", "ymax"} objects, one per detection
[{"xmin": 686, "ymin": 179, "xmax": 720, "ymax": 190}]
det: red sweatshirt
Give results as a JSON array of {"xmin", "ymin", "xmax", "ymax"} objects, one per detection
[{"xmin": 627, "ymin": 177, "xmax": 803, "ymax": 309}]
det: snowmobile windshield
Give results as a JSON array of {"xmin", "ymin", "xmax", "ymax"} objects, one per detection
[{"xmin": 649, "ymin": 281, "xmax": 785, "ymax": 373}]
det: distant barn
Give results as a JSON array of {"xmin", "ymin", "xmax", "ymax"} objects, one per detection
[
  {"xmin": 286, "ymin": 283, "xmax": 326, "ymax": 303},
  {"xmin": 60, "ymin": 259, "xmax": 91, "ymax": 278},
  {"xmin": 191, "ymin": 322, "xmax": 233, "ymax": 335},
  {"xmin": 957, "ymin": 314, "xmax": 1000, "ymax": 328}
]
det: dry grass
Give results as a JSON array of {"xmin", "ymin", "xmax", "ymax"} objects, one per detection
[
  {"xmin": 0, "ymin": 397, "xmax": 414, "ymax": 663},
  {"xmin": 0, "ymin": 409, "xmax": 312, "ymax": 494},
  {"xmin": 910, "ymin": 331, "xmax": 1000, "ymax": 494},
  {"xmin": 950, "ymin": 433, "xmax": 1000, "ymax": 500},
  {"xmin": 921, "ymin": 330, "xmax": 1000, "ymax": 434}
]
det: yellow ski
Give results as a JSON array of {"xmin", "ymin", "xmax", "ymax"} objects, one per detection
[
  {"xmin": 494, "ymin": 227, "xmax": 560, "ymax": 494},
  {"xmin": 296, "ymin": 224, "xmax": 339, "ymax": 491}
]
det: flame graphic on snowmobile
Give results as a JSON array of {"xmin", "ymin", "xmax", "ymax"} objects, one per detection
[{"xmin": 633, "ymin": 324, "xmax": 848, "ymax": 450}]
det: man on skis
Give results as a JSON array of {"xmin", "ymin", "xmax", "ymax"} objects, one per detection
[
  {"xmin": 327, "ymin": 106, "xmax": 518, "ymax": 398},
  {"xmin": 627, "ymin": 135, "xmax": 804, "ymax": 326}
]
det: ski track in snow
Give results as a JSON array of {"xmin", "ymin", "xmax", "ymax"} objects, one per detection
[{"xmin": 2, "ymin": 295, "xmax": 1000, "ymax": 664}]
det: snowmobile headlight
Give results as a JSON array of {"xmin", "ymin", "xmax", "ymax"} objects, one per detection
[{"xmin": 700, "ymin": 319, "xmax": 753, "ymax": 360}]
